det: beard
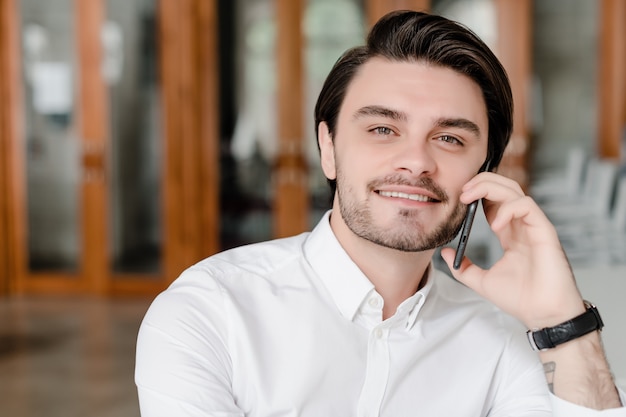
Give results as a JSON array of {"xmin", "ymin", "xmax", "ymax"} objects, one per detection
[{"xmin": 336, "ymin": 170, "xmax": 467, "ymax": 252}]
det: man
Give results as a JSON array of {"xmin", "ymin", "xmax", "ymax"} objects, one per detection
[{"xmin": 136, "ymin": 10, "xmax": 625, "ymax": 416}]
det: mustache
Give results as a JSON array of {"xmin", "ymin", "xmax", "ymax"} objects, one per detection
[{"xmin": 367, "ymin": 175, "xmax": 449, "ymax": 203}]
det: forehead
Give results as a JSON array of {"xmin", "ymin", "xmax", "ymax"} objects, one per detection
[{"xmin": 340, "ymin": 57, "xmax": 488, "ymax": 130}]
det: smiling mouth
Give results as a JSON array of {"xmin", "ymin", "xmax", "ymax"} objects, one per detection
[{"xmin": 376, "ymin": 190, "xmax": 440, "ymax": 203}]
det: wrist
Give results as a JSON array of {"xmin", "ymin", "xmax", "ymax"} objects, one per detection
[
  {"xmin": 523, "ymin": 296, "xmax": 587, "ymax": 330},
  {"xmin": 526, "ymin": 301, "xmax": 604, "ymax": 352}
]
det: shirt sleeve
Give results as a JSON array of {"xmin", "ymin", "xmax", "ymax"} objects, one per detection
[
  {"xmin": 135, "ymin": 267, "xmax": 243, "ymax": 417},
  {"xmin": 549, "ymin": 388, "xmax": 626, "ymax": 416}
]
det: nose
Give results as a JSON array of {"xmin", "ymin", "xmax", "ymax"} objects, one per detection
[{"xmin": 391, "ymin": 139, "xmax": 437, "ymax": 176}]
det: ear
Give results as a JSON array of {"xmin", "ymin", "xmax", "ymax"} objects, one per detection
[{"xmin": 318, "ymin": 122, "xmax": 337, "ymax": 181}]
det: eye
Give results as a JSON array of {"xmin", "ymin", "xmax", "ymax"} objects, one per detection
[
  {"xmin": 370, "ymin": 126, "xmax": 394, "ymax": 136},
  {"xmin": 437, "ymin": 135, "xmax": 463, "ymax": 146}
]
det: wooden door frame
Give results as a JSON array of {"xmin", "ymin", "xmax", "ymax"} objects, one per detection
[
  {"xmin": 77, "ymin": 0, "xmax": 109, "ymax": 293},
  {"xmin": 0, "ymin": 0, "xmax": 113, "ymax": 294},
  {"xmin": 273, "ymin": 0, "xmax": 308, "ymax": 238},
  {"xmin": 0, "ymin": 0, "xmax": 26, "ymax": 295},
  {"xmin": 0, "ymin": 0, "xmax": 220, "ymax": 296},
  {"xmin": 111, "ymin": 0, "xmax": 221, "ymax": 295},
  {"xmin": 598, "ymin": 0, "xmax": 625, "ymax": 160},
  {"xmin": 492, "ymin": 0, "xmax": 532, "ymax": 189},
  {"xmin": 153, "ymin": 0, "xmax": 220, "ymax": 293},
  {"xmin": 2, "ymin": 0, "xmax": 114, "ymax": 294},
  {"xmin": 95, "ymin": 0, "xmax": 221, "ymax": 295}
]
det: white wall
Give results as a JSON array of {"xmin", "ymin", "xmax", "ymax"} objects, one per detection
[{"xmin": 575, "ymin": 265, "xmax": 626, "ymax": 391}]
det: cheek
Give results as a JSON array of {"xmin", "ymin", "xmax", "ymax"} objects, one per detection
[
  {"xmin": 440, "ymin": 167, "xmax": 477, "ymax": 203},
  {"xmin": 335, "ymin": 148, "xmax": 377, "ymax": 182}
]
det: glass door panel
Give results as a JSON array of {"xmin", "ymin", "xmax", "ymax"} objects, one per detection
[
  {"xmin": 304, "ymin": 0, "xmax": 366, "ymax": 226},
  {"xmin": 105, "ymin": 0, "xmax": 163, "ymax": 275},
  {"xmin": 19, "ymin": 0, "xmax": 80, "ymax": 273},
  {"xmin": 219, "ymin": 0, "xmax": 366, "ymax": 250},
  {"xmin": 8, "ymin": 0, "xmax": 215, "ymax": 294},
  {"xmin": 219, "ymin": 0, "xmax": 276, "ymax": 250}
]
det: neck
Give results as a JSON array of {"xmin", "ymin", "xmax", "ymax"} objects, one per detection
[
  {"xmin": 329, "ymin": 211, "xmax": 434, "ymax": 320},
  {"xmin": 365, "ymin": 249, "xmax": 432, "ymax": 320}
]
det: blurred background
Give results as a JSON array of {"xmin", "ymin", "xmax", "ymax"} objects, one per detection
[{"xmin": 0, "ymin": 0, "xmax": 624, "ymax": 416}]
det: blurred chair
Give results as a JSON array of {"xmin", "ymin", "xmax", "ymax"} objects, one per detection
[
  {"xmin": 558, "ymin": 173, "xmax": 626, "ymax": 266},
  {"xmin": 539, "ymin": 158, "xmax": 619, "ymax": 226},
  {"xmin": 529, "ymin": 147, "xmax": 587, "ymax": 204}
]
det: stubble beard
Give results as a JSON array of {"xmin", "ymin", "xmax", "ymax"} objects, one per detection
[{"xmin": 336, "ymin": 171, "xmax": 468, "ymax": 252}]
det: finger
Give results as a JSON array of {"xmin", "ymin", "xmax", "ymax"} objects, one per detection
[
  {"xmin": 463, "ymin": 172, "xmax": 524, "ymax": 196},
  {"xmin": 489, "ymin": 195, "xmax": 555, "ymax": 235},
  {"xmin": 460, "ymin": 174, "xmax": 525, "ymax": 206},
  {"xmin": 440, "ymin": 247, "xmax": 486, "ymax": 293}
]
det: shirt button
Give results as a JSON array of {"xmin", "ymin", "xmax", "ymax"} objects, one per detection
[
  {"xmin": 368, "ymin": 297, "xmax": 380, "ymax": 308},
  {"xmin": 374, "ymin": 328, "xmax": 383, "ymax": 339}
]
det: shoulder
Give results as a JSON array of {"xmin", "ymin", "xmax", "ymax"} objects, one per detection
[
  {"xmin": 144, "ymin": 232, "xmax": 313, "ymax": 320},
  {"xmin": 139, "ymin": 233, "xmax": 313, "ymax": 343},
  {"xmin": 194, "ymin": 232, "xmax": 310, "ymax": 279},
  {"xmin": 178, "ymin": 231, "xmax": 314, "ymax": 298}
]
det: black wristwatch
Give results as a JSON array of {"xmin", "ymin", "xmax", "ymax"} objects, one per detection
[{"xmin": 526, "ymin": 301, "xmax": 604, "ymax": 351}]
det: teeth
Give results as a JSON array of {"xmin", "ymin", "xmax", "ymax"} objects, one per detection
[{"xmin": 378, "ymin": 190, "xmax": 431, "ymax": 202}]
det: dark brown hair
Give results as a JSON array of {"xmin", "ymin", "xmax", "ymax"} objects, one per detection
[{"xmin": 314, "ymin": 10, "xmax": 513, "ymax": 196}]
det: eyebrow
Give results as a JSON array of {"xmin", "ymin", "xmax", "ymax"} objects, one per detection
[
  {"xmin": 435, "ymin": 117, "xmax": 482, "ymax": 140},
  {"xmin": 435, "ymin": 117, "xmax": 480, "ymax": 137},
  {"xmin": 353, "ymin": 105, "xmax": 408, "ymax": 122}
]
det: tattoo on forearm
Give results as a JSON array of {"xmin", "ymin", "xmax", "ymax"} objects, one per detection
[{"xmin": 543, "ymin": 362, "xmax": 556, "ymax": 393}]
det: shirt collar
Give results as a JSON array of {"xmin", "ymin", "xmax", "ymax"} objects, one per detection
[
  {"xmin": 404, "ymin": 265, "xmax": 434, "ymax": 330},
  {"xmin": 304, "ymin": 211, "xmax": 374, "ymax": 321},
  {"xmin": 304, "ymin": 210, "xmax": 434, "ymax": 328}
]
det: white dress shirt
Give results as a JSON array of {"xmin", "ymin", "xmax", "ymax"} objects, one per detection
[{"xmin": 136, "ymin": 211, "xmax": 626, "ymax": 416}]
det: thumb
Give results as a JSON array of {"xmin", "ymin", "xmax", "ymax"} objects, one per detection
[{"xmin": 440, "ymin": 247, "xmax": 485, "ymax": 293}]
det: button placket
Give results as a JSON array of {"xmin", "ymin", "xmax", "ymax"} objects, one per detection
[{"xmin": 357, "ymin": 325, "xmax": 390, "ymax": 417}]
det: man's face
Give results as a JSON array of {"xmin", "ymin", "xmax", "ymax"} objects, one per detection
[{"xmin": 318, "ymin": 58, "xmax": 489, "ymax": 252}]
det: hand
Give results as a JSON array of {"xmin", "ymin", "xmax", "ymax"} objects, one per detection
[
  {"xmin": 441, "ymin": 173, "xmax": 622, "ymax": 409},
  {"xmin": 440, "ymin": 172, "xmax": 586, "ymax": 330}
]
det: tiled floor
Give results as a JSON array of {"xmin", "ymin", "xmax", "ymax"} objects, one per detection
[{"xmin": 0, "ymin": 296, "xmax": 153, "ymax": 417}]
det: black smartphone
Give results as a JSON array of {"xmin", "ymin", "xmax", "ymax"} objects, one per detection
[{"xmin": 453, "ymin": 159, "xmax": 492, "ymax": 270}]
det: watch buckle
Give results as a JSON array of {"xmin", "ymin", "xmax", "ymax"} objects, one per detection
[{"xmin": 526, "ymin": 330, "xmax": 544, "ymax": 352}]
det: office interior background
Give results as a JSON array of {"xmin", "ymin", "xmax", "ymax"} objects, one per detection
[{"xmin": 0, "ymin": 0, "xmax": 625, "ymax": 416}]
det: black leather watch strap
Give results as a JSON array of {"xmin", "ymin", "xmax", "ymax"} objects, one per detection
[{"xmin": 526, "ymin": 301, "xmax": 604, "ymax": 351}]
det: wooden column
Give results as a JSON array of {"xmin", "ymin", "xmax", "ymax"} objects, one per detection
[
  {"xmin": 366, "ymin": 0, "xmax": 431, "ymax": 26},
  {"xmin": 598, "ymin": 0, "xmax": 626, "ymax": 159},
  {"xmin": 274, "ymin": 0, "xmax": 308, "ymax": 238},
  {"xmin": 0, "ymin": 0, "xmax": 26, "ymax": 294},
  {"xmin": 0, "ymin": 0, "xmax": 6, "ymax": 295},
  {"xmin": 493, "ymin": 0, "xmax": 532, "ymax": 189},
  {"xmin": 76, "ymin": 0, "xmax": 109, "ymax": 293},
  {"xmin": 195, "ymin": 0, "xmax": 220, "ymax": 260},
  {"xmin": 159, "ymin": 0, "xmax": 220, "ymax": 281}
]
